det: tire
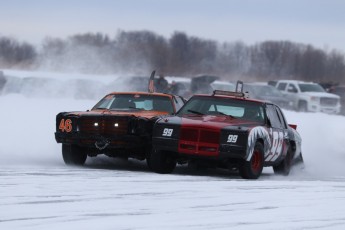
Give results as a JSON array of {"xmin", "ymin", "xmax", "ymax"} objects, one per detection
[
  {"xmin": 273, "ymin": 148, "xmax": 292, "ymax": 175},
  {"xmin": 148, "ymin": 149, "xmax": 176, "ymax": 174},
  {"xmin": 239, "ymin": 142, "xmax": 264, "ymax": 179},
  {"xmin": 298, "ymin": 101, "xmax": 308, "ymax": 112},
  {"xmin": 62, "ymin": 144, "xmax": 87, "ymax": 165}
]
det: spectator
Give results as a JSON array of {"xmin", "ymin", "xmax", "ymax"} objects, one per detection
[
  {"xmin": 168, "ymin": 81, "xmax": 179, "ymax": 95},
  {"xmin": 155, "ymin": 75, "xmax": 168, "ymax": 93}
]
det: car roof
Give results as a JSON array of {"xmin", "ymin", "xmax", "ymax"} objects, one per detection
[
  {"xmin": 192, "ymin": 93, "xmax": 266, "ymax": 104},
  {"xmin": 277, "ymin": 80, "xmax": 317, "ymax": 84},
  {"xmin": 107, "ymin": 91, "xmax": 175, "ymax": 98}
]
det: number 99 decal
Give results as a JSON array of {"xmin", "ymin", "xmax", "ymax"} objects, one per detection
[
  {"xmin": 227, "ymin": 134, "xmax": 238, "ymax": 143},
  {"xmin": 162, "ymin": 128, "xmax": 173, "ymax": 137},
  {"xmin": 59, "ymin": 119, "xmax": 72, "ymax": 132}
]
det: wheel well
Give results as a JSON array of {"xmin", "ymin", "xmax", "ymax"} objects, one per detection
[{"xmin": 289, "ymin": 140, "xmax": 297, "ymax": 153}]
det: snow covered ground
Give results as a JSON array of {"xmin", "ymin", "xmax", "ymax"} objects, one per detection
[{"xmin": 1, "ymin": 70, "xmax": 345, "ymax": 229}]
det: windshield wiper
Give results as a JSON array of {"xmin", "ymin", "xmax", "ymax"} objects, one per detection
[
  {"xmin": 187, "ymin": 109, "xmax": 205, "ymax": 115},
  {"xmin": 216, "ymin": 111, "xmax": 235, "ymax": 118}
]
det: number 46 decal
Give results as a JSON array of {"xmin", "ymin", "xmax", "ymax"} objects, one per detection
[{"xmin": 59, "ymin": 119, "xmax": 72, "ymax": 132}]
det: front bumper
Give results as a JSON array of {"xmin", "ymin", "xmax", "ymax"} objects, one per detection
[
  {"xmin": 55, "ymin": 132, "xmax": 150, "ymax": 150},
  {"xmin": 152, "ymin": 136, "xmax": 246, "ymax": 160}
]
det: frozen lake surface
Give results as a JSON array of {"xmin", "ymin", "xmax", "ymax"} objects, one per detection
[{"xmin": 1, "ymin": 69, "xmax": 345, "ymax": 229}]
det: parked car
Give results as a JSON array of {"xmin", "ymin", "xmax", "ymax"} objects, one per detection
[
  {"xmin": 329, "ymin": 85, "xmax": 345, "ymax": 115},
  {"xmin": 275, "ymin": 80, "xmax": 341, "ymax": 113},
  {"xmin": 243, "ymin": 83, "xmax": 294, "ymax": 110},
  {"xmin": 55, "ymin": 91, "xmax": 185, "ymax": 166},
  {"xmin": 211, "ymin": 80, "xmax": 235, "ymax": 91},
  {"xmin": 149, "ymin": 88, "xmax": 303, "ymax": 179}
]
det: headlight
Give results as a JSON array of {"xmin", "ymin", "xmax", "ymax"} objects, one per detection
[{"xmin": 310, "ymin": 96, "xmax": 319, "ymax": 102}]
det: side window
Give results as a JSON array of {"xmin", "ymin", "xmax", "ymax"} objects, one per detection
[
  {"xmin": 266, "ymin": 105, "xmax": 282, "ymax": 129},
  {"xmin": 277, "ymin": 83, "xmax": 287, "ymax": 91},
  {"xmin": 287, "ymin": 83, "xmax": 298, "ymax": 93},
  {"xmin": 275, "ymin": 106, "xmax": 287, "ymax": 129},
  {"xmin": 174, "ymin": 96, "xmax": 185, "ymax": 111}
]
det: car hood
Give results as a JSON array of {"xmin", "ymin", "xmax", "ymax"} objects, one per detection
[
  {"xmin": 64, "ymin": 109, "xmax": 169, "ymax": 119},
  {"xmin": 162, "ymin": 115, "xmax": 260, "ymax": 130},
  {"xmin": 302, "ymin": 92, "xmax": 340, "ymax": 99}
]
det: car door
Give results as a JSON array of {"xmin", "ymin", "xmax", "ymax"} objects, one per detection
[{"xmin": 265, "ymin": 104, "xmax": 289, "ymax": 162}]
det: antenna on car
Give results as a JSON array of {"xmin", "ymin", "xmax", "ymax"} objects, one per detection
[{"xmin": 148, "ymin": 70, "xmax": 156, "ymax": 93}]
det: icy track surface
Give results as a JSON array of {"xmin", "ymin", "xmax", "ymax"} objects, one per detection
[{"xmin": 1, "ymin": 70, "xmax": 345, "ymax": 229}]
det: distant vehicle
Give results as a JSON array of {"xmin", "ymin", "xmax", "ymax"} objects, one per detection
[
  {"xmin": 243, "ymin": 83, "xmax": 294, "ymax": 110},
  {"xmin": 268, "ymin": 80, "xmax": 278, "ymax": 87},
  {"xmin": 329, "ymin": 85, "xmax": 345, "ymax": 115},
  {"xmin": 211, "ymin": 80, "xmax": 235, "ymax": 91},
  {"xmin": 149, "ymin": 85, "xmax": 303, "ymax": 179},
  {"xmin": 191, "ymin": 75, "xmax": 219, "ymax": 94},
  {"xmin": 275, "ymin": 80, "xmax": 341, "ymax": 113},
  {"xmin": 55, "ymin": 72, "xmax": 186, "ymax": 166},
  {"xmin": 165, "ymin": 76, "xmax": 231, "ymax": 99}
]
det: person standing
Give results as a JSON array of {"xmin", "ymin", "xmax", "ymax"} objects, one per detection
[{"xmin": 156, "ymin": 74, "xmax": 168, "ymax": 93}]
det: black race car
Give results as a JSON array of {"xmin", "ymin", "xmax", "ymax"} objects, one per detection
[{"xmin": 149, "ymin": 84, "xmax": 303, "ymax": 179}]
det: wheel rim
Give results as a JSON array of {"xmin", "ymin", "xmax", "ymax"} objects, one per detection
[{"xmin": 251, "ymin": 150, "xmax": 262, "ymax": 173}]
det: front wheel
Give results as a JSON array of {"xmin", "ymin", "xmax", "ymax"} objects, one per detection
[
  {"xmin": 239, "ymin": 142, "xmax": 264, "ymax": 179},
  {"xmin": 148, "ymin": 149, "xmax": 176, "ymax": 174},
  {"xmin": 62, "ymin": 144, "xmax": 87, "ymax": 165}
]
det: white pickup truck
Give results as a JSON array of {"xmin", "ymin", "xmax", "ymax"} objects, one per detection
[{"xmin": 274, "ymin": 80, "xmax": 341, "ymax": 114}]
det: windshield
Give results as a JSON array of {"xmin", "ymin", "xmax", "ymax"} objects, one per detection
[
  {"xmin": 298, "ymin": 83, "xmax": 325, "ymax": 92},
  {"xmin": 92, "ymin": 94, "xmax": 174, "ymax": 113},
  {"xmin": 178, "ymin": 96, "xmax": 265, "ymax": 123}
]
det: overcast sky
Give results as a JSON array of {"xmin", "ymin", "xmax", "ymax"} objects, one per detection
[{"xmin": 1, "ymin": 0, "xmax": 344, "ymax": 52}]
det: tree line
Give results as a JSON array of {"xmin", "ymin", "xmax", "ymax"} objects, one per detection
[{"xmin": 0, "ymin": 30, "xmax": 344, "ymax": 83}]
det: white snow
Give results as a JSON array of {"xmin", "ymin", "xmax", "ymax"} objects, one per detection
[{"xmin": 1, "ymin": 70, "xmax": 345, "ymax": 229}]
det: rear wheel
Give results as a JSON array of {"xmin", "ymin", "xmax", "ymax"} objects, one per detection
[
  {"xmin": 149, "ymin": 149, "xmax": 176, "ymax": 174},
  {"xmin": 273, "ymin": 148, "xmax": 292, "ymax": 175},
  {"xmin": 62, "ymin": 144, "xmax": 87, "ymax": 165},
  {"xmin": 239, "ymin": 142, "xmax": 264, "ymax": 179}
]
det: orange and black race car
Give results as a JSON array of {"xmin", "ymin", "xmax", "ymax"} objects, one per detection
[
  {"xmin": 149, "ymin": 82, "xmax": 303, "ymax": 179},
  {"xmin": 55, "ymin": 72, "xmax": 186, "ymax": 166}
]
